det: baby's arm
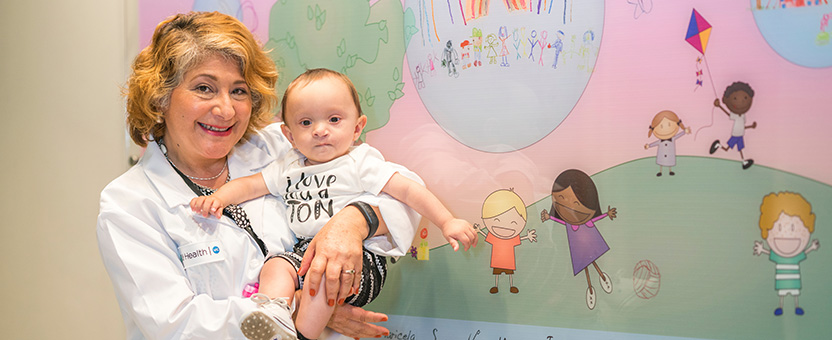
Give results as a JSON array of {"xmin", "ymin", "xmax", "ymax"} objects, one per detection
[
  {"xmin": 190, "ymin": 173, "xmax": 271, "ymax": 218},
  {"xmin": 382, "ymin": 173, "xmax": 478, "ymax": 251}
]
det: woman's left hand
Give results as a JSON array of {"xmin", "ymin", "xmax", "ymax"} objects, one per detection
[
  {"xmin": 298, "ymin": 205, "xmax": 367, "ymax": 306},
  {"xmin": 327, "ymin": 304, "xmax": 390, "ymax": 339}
]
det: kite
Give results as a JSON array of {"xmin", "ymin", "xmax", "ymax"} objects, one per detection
[
  {"xmin": 685, "ymin": 9, "xmax": 711, "ymax": 55},
  {"xmin": 686, "ymin": 9, "xmax": 719, "ymax": 139}
]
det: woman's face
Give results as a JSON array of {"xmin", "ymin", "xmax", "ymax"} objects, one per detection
[
  {"xmin": 164, "ymin": 55, "xmax": 252, "ymax": 167},
  {"xmin": 552, "ymin": 186, "xmax": 595, "ymax": 225}
]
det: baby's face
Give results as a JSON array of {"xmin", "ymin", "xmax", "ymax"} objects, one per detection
[
  {"xmin": 766, "ymin": 212, "xmax": 811, "ymax": 258},
  {"xmin": 724, "ymin": 90, "xmax": 752, "ymax": 114},
  {"xmin": 282, "ymin": 76, "xmax": 363, "ymax": 165}
]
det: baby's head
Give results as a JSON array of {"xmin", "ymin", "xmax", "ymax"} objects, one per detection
[{"xmin": 280, "ymin": 68, "xmax": 366, "ymax": 165}]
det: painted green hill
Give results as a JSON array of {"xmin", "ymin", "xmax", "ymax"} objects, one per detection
[{"xmin": 369, "ymin": 156, "xmax": 832, "ymax": 340}]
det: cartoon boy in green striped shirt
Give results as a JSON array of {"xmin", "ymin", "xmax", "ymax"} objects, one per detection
[{"xmin": 754, "ymin": 192, "xmax": 820, "ymax": 316}]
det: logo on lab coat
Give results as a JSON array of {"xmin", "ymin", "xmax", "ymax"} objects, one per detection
[{"xmin": 179, "ymin": 240, "xmax": 224, "ymax": 268}]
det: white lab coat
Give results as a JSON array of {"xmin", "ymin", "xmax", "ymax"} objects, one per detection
[{"xmin": 97, "ymin": 124, "xmax": 420, "ymax": 340}]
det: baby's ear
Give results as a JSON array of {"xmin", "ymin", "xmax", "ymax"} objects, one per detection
[
  {"xmin": 280, "ymin": 124, "xmax": 295, "ymax": 147},
  {"xmin": 354, "ymin": 115, "xmax": 367, "ymax": 140}
]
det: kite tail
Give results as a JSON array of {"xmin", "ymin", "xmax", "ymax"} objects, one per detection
[{"xmin": 694, "ymin": 55, "xmax": 719, "ymax": 141}]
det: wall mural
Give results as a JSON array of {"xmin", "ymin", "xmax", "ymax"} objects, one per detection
[{"xmin": 140, "ymin": 1, "xmax": 832, "ymax": 339}]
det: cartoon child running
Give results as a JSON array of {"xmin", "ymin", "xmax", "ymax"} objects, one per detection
[
  {"xmin": 644, "ymin": 110, "xmax": 691, "ymax": 177},
  {"xmin": 540, "ymin": 169, "xmax": 618, "ymax": 310},
  {"xmin": 709, "ymin": 81, "xmax": 757, "ymax": 169},
  {"xmin": 754, "ymin": 191, "xmax": 820, "ymax": 316},
  {"xmin": 475, "ymin": 189, "xmax": 537, "ymax": 294}
]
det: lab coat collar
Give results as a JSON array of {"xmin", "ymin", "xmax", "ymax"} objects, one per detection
[{"xmin": 141, "ymin": 135, "xmax": 276, "ymax": 210}]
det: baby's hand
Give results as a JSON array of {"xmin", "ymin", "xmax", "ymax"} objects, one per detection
[
  {"xmin": 441, "ymin": 218, "xmax": 478, "ymax": 251},
  {"xmin": 190, "ymin": 196, "xmax": 225, "ymax": 219}
]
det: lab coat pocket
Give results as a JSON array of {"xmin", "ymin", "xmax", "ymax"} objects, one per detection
[
  {"xmin": 177, "ymin": 213, "xmax": 237, "ymax": 296},
  {"xmin": 178, "ymin": 239, "xmax": 232, "ymax": 296}
]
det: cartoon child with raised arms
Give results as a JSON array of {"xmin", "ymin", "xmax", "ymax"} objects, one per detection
[
  {"xmin": 475, "ymin": 189, "xmax": 537, "ymax": 294},
  {"xmin": 540, "ymin": 169, "xmax": 618, "ymax": 310},
  {"xmin": 644, "ymin": 110, "xmax": 691, "ymax": 177},
  {"xmin": 191, "ymin": 68, "xmax": 478, "ymax": 340},
  {"xmin": 709, "ymin": 81, "xmax": 757, "ymax": 169},
  {"xmin": 753, "ymin": 191, "xmax": 820, "ymax": 316}
]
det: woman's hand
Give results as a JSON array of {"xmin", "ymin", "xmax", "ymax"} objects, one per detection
[
  {"xmin": 298, "ymin": 204, "xmax": 368, "ymax": 306},
  {"xmin": 328, "ymin": 304, "xmax": 390, "ymax": 339}
]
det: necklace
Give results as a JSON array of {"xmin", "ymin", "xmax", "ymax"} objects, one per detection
[
  {"xmin": 159, "ymin": 138, "xmax": 228, "ymax": 181},
  {"xmin": 170, "ymin": 160, "xmax": 227, "ymax": 181}
]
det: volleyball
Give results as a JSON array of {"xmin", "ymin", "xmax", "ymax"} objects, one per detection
[{"xmin": 633, "ymin": 259, "xmax": 661, "ymax": 299}]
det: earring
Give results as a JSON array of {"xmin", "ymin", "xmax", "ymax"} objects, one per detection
[{"xmin": 156, "ymin": 116, "xmax": 163, "ymax": 124}]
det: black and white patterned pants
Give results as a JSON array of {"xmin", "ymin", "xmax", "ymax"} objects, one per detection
[{"xmin": 268, "ymin": 237, "xmax": 387, "ymax": 307}]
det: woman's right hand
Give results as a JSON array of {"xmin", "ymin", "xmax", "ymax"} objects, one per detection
[{"xmin": 328, "ymin": 304, "xmax": 389, "ymax": 339}]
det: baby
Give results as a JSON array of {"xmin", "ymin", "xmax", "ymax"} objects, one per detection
[{"xmin": 191, "ymin": 68, "xmax": 477, "ymax": 340}]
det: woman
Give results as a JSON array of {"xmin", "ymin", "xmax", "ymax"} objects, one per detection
[{"xmin": 96, "ymin": 12, "xmax": 418, "ymax": 339}]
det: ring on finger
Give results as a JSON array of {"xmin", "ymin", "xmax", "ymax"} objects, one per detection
[{"xmin": 343, "ymin": 269, "xmax": 356, "ymax": 275}]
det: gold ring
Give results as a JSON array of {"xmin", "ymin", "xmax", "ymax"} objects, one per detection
[{"xmin": 343, "ymin": 269, "xmax": 356, "ymax": 275}]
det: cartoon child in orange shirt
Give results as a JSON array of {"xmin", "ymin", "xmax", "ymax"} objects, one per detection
[{"xmin": 475, "ymin": 189, "xmax": 537, "ymax": 294}]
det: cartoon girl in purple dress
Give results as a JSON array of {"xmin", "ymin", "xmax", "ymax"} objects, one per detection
[{"xmin": 540, "ymin": 169, "xmax": 618, "ymax": 310}]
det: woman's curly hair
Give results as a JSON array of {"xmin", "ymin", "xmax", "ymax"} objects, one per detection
[{"xmin": 125, "ymin": 11, "xmax": 278, "ymax": 147}]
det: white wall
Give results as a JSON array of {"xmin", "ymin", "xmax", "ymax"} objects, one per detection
[{"xmin": 0, "ymin": 0, "xmax": 133, "ymax": 338}]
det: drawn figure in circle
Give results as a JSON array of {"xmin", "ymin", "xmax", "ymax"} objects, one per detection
[
  {"xmin": 540, "ymin": 169, "xmax": 618, "ymax": 310},
  {"xmin": 537, "ymin": 30, "xmax": 549, "ymax": 66},
  {"xmin": 754, "ymin": 192, "xmax": 820, "ymax": 316},
  {"xmin": 427, "ymin": 53, "xmax": 437, "ymax": 76},
  {"xmin": 413, "ymin": 64, "xmax": 425, "ymax": 89},
  {"xmin": 550, "ymin": 30, "xmax": 564, "ymax": 69},
  {"xmin": 579, "ymin": 30, "xmax": 595, "ymax": 71},
  {"xmin": 472, "ymin": 27, "xmax": 483, "ymax": 67},
  {"xmin": 528, "ymin": 30, "xmax": 539, "ymax": 61},
  {"xmin": 498, "ymin": 26, "xmax": 511, "ymax": 67},
  {"xmin": 709, "ymin": 81, "xmax": 757, "ymax": 169},
  {"xmin": 644, "ymin": 110, "xmax": 691, "ymax": 177},
  {"xmin": 460, "ymin": 40, "xmax": 472, "ymax": 70},
  {"xmin": 485, "ymin": 33, "xmax": 499, "ymax": 64},
  {"xmin": 512, "ymin": 28, "xmax": 523, "ymax": 60},
  {"xmin": 476, "ymin": 189, "xmax": 537, "ymax": 294},
  {"xmin": 441, "ymin": 40, "xmax": 460, "ymax": 78}
]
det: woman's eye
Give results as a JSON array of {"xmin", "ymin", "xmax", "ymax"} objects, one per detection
[
  {"xmin": 231, "ymin": 88, "xmax": 249, "ymax": 98},
  {"xmin": 195, "ymin": 85, "xmax": 213, "ymax": 94}
]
